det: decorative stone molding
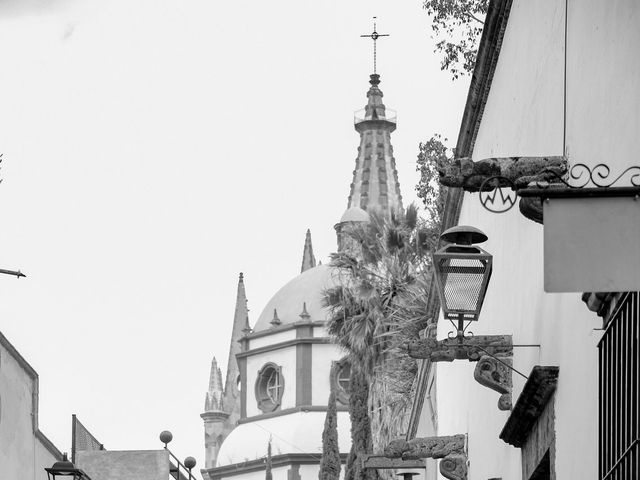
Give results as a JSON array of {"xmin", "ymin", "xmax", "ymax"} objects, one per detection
[
  {"xmin": 383, "ymin": 435, "xmax": 465, "ymax": 460},
  {"xmin": 500, "ymin": 366, "xmax": 559, "ymax": 447},
  {"xmin": 408, "ymin": 335, "xmax": 512, "ymax": 362},
  {"xmin": 473, "ymin": 355, "xmax": 513, "ymax": 410},
  {"xmin": 408, "ymin": 335, "xmax": 513, "ymax": 410},
  {"xmin": 361, "ymin": 456, "xmax": 425, "ymax": 469}
]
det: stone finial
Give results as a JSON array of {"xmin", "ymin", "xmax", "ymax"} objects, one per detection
[
  {"xmin": 299, "ymin": 302, "xmax": 310, "ymax": 320},
  {"xmin": 270, "ymin": 309, "xmax": 281, "ymax": 327},
  {"xmin": 300, "ymin": 229, "xmax": 317, "ymax": 273}
]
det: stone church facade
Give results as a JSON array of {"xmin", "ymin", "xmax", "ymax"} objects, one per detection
[{"xmin": 201, "ymin": 72, "xmax": 404, "ymax": 480}]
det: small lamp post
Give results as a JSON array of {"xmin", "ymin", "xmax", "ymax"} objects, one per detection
[
  {"xmin": 45, "ymin": 453, "xmax": 92, "ymax": 480},
  {"xmin": 432, "ymin": 225, "xmax": 493, "ymax": 338}
]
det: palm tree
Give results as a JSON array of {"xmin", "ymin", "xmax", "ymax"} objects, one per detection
[{"xmin": 323, "ymin": 204, "xmax": 438, "ymax": 475}]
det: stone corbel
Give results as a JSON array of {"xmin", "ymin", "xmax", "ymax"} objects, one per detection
[
  {"xmin": 437, "ymin": 155, "xmax": 567, "ymax": 224},
  {"xmin": 383, "ymin": 435, "xmax": 467, "ymax": 480},
  {"xmin": 474, "ymin": 355, "xmax": 513, "ymax": 410},
  {"xmin": 408, "ymin": 335, "xmax": 513, "ymax": 411}
]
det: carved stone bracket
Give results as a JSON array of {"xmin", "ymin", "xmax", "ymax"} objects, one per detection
[
  {"xmin": 378, "ymin": 435, "xmax": 468, "ymax": 480},
  {"xmin": 408, "ymin": 335, "xmax": 512, "ymax": 362},
  {"xmin": 409, "ymin": 335, "xmax": 513, "ymax": 410},
  {"xmin": 384, "ymin": 434, "xmax": 465, "ymax": 460},
  {"xmin": 438, "ymin": 156, "xmax": 567, "ymax": 191},
  {"xmin": 474, "ymin": 355, "xmax": 513, "ymax": 410},
  {"xmin": 437, "ymin": 155, "xmax": 567, "ymax": 223}
]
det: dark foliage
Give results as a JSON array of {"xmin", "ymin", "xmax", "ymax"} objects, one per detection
[
  {"xmin": 423, "ymin": 0, "xmax": 489, "ymax": 80},
  {"xmin": 319, "ymin": 390, "xmax": 342, "ymax": 480}
]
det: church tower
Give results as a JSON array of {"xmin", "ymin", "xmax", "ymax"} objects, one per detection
[
  {"xmin": 337, "ymin": 73, "xmax": 403, "ymax": 251},
  {"xmin": 202, "ymin": 22, "xmax": 405, "ymax": 480},
  {"xmin": 201, "ymin": 273, "xmax": 250, "ymax": 468}
]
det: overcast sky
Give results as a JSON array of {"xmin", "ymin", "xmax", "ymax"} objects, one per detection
[{"xmin": 0, "ymin": 0, "xmax": 470, "ymax": 469}]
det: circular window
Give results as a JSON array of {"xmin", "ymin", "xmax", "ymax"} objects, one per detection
[
  {"xmin": 331, "ymin": 358, "xmax": 351, "ymax": 405},
  {"xmin": 255, "ymin": 363, "xmax": 284, "ymax": 412}
]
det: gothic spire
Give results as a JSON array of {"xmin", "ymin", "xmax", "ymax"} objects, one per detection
[
  {"xmin": 221, "ymin": 272, "xmax": 248, "ymax": 427},
  {"xmin": 300, "ymin": 229, "xmax": 317, "ymax": 273},
  {"xmin": 204, "ymin": 357, "xmax": 224, "ymax": 411},
  {"xmin": 348, "ymin": 74, "xmax": 403, "ymax": 214}
]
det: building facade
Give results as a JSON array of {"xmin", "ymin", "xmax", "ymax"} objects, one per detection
[
  {"xmin": 201, "ymin": 72, "xmax": 405, "ymax": 480},
  {"xmin": 408, "ymin": 0, "xmax": 639, "ymax": 479},
  {"xmin": 0, "ymin": 331, "xmax": 63, "ymax": 479}
]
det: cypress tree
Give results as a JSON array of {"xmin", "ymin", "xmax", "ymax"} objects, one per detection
[
  {"xmin": 319, "ymin": 389, "xmax": 341, "ymax": 480},
  {"xmin": 265, "ymin": 439, "xmax": 273, "ymax": 480},
  {"xmin": 347, "ymin": 368, "xmax": 378, "ymax": 480}
]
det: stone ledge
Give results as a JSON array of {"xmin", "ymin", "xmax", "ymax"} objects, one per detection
[{"xmin": 499, "ymin": 366, "xmax": 559, "ymax": 447}]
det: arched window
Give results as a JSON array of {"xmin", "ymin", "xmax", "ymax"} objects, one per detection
[
  {"xmin": 255, "ymin": 363, "xmax": 284, "ymax": 412},
  {"xmin": 331, "ymin": 358, "xmax": 352, "ymax": 405}
]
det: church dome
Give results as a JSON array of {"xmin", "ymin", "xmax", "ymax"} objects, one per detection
[
  {"xmin": 216, "ymin": 411, "xmax": 351, "ymax": 466},
  {"xmin": 253, "ymin": 264, "xmax": 342, "ymax": 332},
  {"xmin": 339, "ymin": 206, "xmax": 370, "ymax": 223}
]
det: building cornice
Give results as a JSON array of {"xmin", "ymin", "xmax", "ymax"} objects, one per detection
[
  {"xmin": 236, "ymin": 337, "xmax": 330, "ymax": 359},
  {"xmin": 0, "ymin": 331, "xmax": 63, "ymax": 460},
  {"xmin": 203, "ymin": 452, "xmax": 349, "ymax": 479},
  {"xmin": 242, "ymin": 320, "xmax": 325, "ymax": 341},
  {"xmin": 237, "ymin": 405, "xmax": 349, "ymax": 424},
  {"xmin": 407, "ymin": 0, "xmax": 514, "ymax": 440}
]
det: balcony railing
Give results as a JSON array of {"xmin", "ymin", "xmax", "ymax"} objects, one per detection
[{"xmin": 353, "ymin": 108, "xmax": 397, "ymax": 125}]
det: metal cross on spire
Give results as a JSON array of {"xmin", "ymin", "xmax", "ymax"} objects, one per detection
[{"xmin": 360, "ymin": 17, "xmax": 389, "ymax": 75}]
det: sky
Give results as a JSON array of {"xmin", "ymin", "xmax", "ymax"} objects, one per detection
[{"xmin": 0, "ymin": 0, "xmax": 470, "ymax": 470}]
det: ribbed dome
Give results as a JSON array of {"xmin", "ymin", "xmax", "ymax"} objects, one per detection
[
  {"xmin": 339, "ymin": 206, "xmax": 370, "ymax": 223},
  {"xmin": 253, "ymin": 264, "xmax": 342, "ymax": 332}
]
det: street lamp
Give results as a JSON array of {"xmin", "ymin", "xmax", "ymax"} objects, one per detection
[
  {"xmin": 45, "ymin": 453, "xmax": 92, "ymax": 480},
  {"xmin": 432, "ymin": 225, "xmax": 493, "ymax": 337}
]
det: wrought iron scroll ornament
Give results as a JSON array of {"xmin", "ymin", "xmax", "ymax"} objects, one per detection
[{"xmin": 535, "ymin": 163, "xmax": 640, "ymax": 188}]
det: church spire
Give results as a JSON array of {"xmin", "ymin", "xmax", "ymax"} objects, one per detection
[
  {"xmin": 348, "ymin": 74, "xmax": 403, "ymax": 214},
  {"xmin": 204, "ymin": 357, "xmax": 224, "ymax": 411},
  {"xmin": 300, "ymin": 229, "xmax": 317, "ymax": 273},
  {"xmin": 221, "ymin": 272, "xmax": 248, "ymax": 428}
]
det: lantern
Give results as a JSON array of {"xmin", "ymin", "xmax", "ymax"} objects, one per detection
[
  {"xmin": 432, "ymin": 226, "xmax": 493, "ymax": 333},
  {"xmin": 45, "ymin": 453, "xmax": 92, "ymax": 480}
]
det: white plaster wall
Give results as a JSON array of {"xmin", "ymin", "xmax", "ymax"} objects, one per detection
[
  {"xmin": 311, "ymin": 343, "xmax": 347, "ymax": 406},
  {"xmin": 429, "ymin": 1, "xmax": 616, "ymax": 479},
  {"xmin": 0, "ymin": 340, "xmax": 59, "ymax": 480},
  {"xmin": 298, "ymin": 464, "xmax": 321, "ymax": 480},
  {"xmin": 246, "ymin": 346, "xmax": 297, "ymax": 417},
  {"xmin": 249, "ymin": 330, "xmax": 297, "ymax": 350},
  {"xmin": 566, "ymin": 0, "xmax": 640, "ymax": 173},
  {"xmin": 76, "ymin": 450, "xmax": 170, "ymax": 480},
  {"xmin": 313, "ymin": 325, "xmax": 328, "ymax": 337}
]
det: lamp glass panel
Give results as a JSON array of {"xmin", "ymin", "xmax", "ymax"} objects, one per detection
[{"xmin": 438, "ymin": 257, "xmax": 488, "ymax": 316}]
